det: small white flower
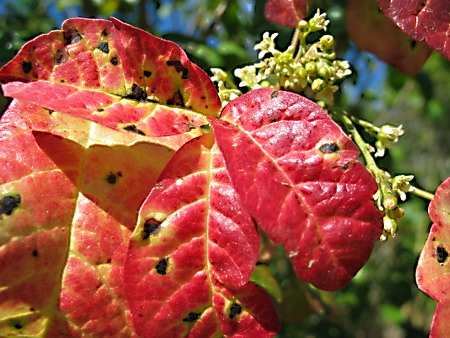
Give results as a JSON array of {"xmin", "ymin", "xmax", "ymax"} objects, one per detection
[
  {"xmin": 392, "ymin": 175, "xmax": 414, "ymax": 201},
  {"xmin": 309, "ymin": 9, "xmax": 330, "ymax": 32},
  {"xmin": 254, "ymin": 32, "xmax": 279, "ymax": 59}
]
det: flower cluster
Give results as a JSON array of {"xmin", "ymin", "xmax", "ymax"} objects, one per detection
[
  {"xmin": 210, "ymin": 10, "xmax": 351, "ymax": 106},
  {"xmin": 236, "ymin": 10, "xmax": 350, "ymax": 104}
]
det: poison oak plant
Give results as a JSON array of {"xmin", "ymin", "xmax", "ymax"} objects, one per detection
[{"xmin": 0, "ymin": 1, "xmax": 448, "ymax": 337}]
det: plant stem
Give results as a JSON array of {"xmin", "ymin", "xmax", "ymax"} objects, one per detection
[{"xmin": 410, "ymin": 186, "xmax": 434, "ymax": 200}]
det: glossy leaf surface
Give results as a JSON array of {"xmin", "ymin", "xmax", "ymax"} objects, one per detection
[
  {"xmin": 376, "ymin": 0, "xmax": 450, "ymax": 60},
  {"xmin": 346, "ymin": 0, "xmax": 432, "ymax": 75},
  {"xmin": 0, "ymin": 17, "xmax": 221, "ymax": 136},
  {"xmin": 264, "ymin": 0, "xmax": 307, "ymax": 27},
  {"xmin": 416, "ymin": 177, "xmax": 450, "ymax": 337},
  {"xmin": 211, "ymin": 88, "xmax": 383, "ymax": 291},
  {"xmin": 125, "ymin": 135, "xmax": 279, "ymax": 337}
]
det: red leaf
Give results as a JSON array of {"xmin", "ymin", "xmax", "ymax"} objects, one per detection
[
  {"xmin": 0, "ymin": 100, "xmax": 186, "ymax": 336},
  {"xmin": 346, "ymin": 0, "xmax": 432, "ymax": 75},
  {"xmin": 0, "ymin": 17, "xmax": 220, "ymax": 136},
  {"xmin": 211, "ymin": 88, "xmax": 383, "ymax": 291},
  {"xmin": 416, "ymin": 177, "xmax": 450, "ymax": 337},
  {"xmin": 124, "ymin": 135, "xmax": 279, "ymax": 337},
  {"xmin": 0, "ymin": 101, "xmax": 136, "ymax": 336},
  {"xmin": 264, "ymin": 0, "xmax": 307, "ymax": 28},
  {"xmin": 376, "ymin": 0, "xmax": 450, "ymax": 60}
]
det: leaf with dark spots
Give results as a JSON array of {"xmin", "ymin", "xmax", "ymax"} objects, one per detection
[
  {"xmin": 155, "ymin": 258, "xmax": 169, "ymax": 275},
  {"xmin": 211, "ymin": 88, "xmax": 382, "ymax": 291},
  {"xmin": 0, "ymin": 17, "xmax": 221, "ymax": 130},
  {"xmin": 376, "ymin": 0, "xmax": 450, "ymax": 59},
  {"xmin": 97, "ymin": 41, "xmax": 109, "ymax": 54},
  {"xmin": 0, "ymin": 194, "xmax": 21, "ymax": 216},
  {"xmin": 182, "ymin": 312, "xmax": 201, "ymax": 322},
  {"xmin": 142, "ymin": 219, "xmax": 161, "ymax": 239},
  {"xmin": 436, "ymin": 246, "xmax": 448, "ymax": 264},
  {"xmin": 264, "ymin": 0, "xmax": 307, "ymax": 27},
  {"xmin": 319, "ymin": 142, "xmax": 339, "ymax": 154},
  {"xmin": 166, "ymin": 60, "xmax": 190, "ymax": 79},
  {"xmin": 32, "ymin": 250, "xmax": 38, "ymax": 257},
  {"xmin": 21, "ymin": 62, "xmax": 32, "ymax": 74},
  {"xmin": 123, "ymin": 124, "xmax": 146, "ymax": 135},
  {"xmin": 125, "ymin": 136, "xmax": 278, "ymax": 336},
  {"xmin": 416, "ymin": 177, "xmax": 450, "ymax": 336}
]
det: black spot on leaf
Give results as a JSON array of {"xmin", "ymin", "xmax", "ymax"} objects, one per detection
[
  {"xmin": 142, "ymin": 219, "xmax": 161, "ymax": 239},
  {"xmin": 0, "ymin": 194, "xmax": 21, "ymax": 216},
  {"xmin": 101, "ymin": 29, "xmax": 109, "ymax": 37},
  {"xmin": 55, "ymin": 51, "xmax": 64, "ymax": 65},
  {"xmin": 166, "ymin": 60, "xmax": 190, "ymax": 79},
  {"xmin": 64, "ymin": 28, "xmax": 82, "ymax": 44},
  {"xmin": 155, "ymin": 258, "xmax": 169, "ymax": 275},
  {"xmin": 410, "ymin": 40, "xmax": 417, "ymax": 49},
  {"xmin": 97, "ymin": 42, "xmax": 109, "ymax": 54},
  {"xmin": 182, "ymin": 312, "xmax": 201, "ymax": 322},
  {"xmin": 32, "ymin": 250, "xmax": 38, "ymax": 257},
  {"xmin": 319, "ymin": 143, "xmax": 339, "ymax": 154},
  {"xmin": 182, "ymin": 122, "xmax": 196, "ymax": 130},
  {"xmin": 97, "ymin": 108, "xmax": 104, "ymax": 112},
  {"xmin": 123, "ymin": 125, "xmax": 146, "ymax": 136},
  {"xmin": 166, "ymin": 90, "xmax": 184, "ymax": 107},
  {"xmin": 106, "ymin": 172, "xmax": 122, "ymax": 184},
  {"xmin": 22, "ymin": 61, "xmax": 32, "ymax": 74},
  {"xmin": 14, "ymin": 323, "xmax": 22, "ymax": 329},
  {"xmin": 110, "ymin": 56, "xmax": 119, "ymax": 66},
  {"xmin": 436, "ymin": 246, "xmax": 448, "ymax": 264},
  {"xmin": 228, "ymin": 303, "xmax": 242, "ymax": 319},
  {"xmin": 144, "ymin": 70, "xmax": 152, "ymax": 77},
  {"xmin": 270, "ymin": 90, "xmax": 279, "ymax": 99},
  {"xmin": 124, "ymin": 83, "xmax": 147, "ymax": 102}
]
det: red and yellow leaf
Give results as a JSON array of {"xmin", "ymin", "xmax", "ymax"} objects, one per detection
[
  {"xmin": 124, "ymin": 135, "xmax": 279, "ymax": 337},
  {"xmin": 264, "ymin": 0, "xmax": 308, "ymax": 28},
  {"xmin": 346, "ymin": 0, "xmax": 432, "ymax": 75},
  {"xmin": 416, "ymin": 177, "xmax": 450, "ymax": 337},
  {"xmin": 211, "ymin": 88, "xmax": 383, "ymax": 291},
  {"xmin": 376, "ymin": 0, "xmax": 450, "ymax": 60},
  {"xmin": 0, "ymin": 17, "xmax": 220, "ymax": 137},
  {"xmin": 0, "ymin": 100, "xmax": 183, "ymax": 336}
]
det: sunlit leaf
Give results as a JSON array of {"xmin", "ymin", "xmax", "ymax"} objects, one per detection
[
  {"xmin": 0, "ymin": 17, "xmax": 221, "ymax": 136},
  {"xmin": 211, "ymin": 88, "xmax": 383, "ymax": 291},
  {"xmin": 264, "ymin": 0, "xmax": 307, "ymax": 28},
  {"xmin": 376, "ymin": 0, "xmax": 450, "ymax": 60},
  {"xmin": 346, "ymin": 0, "xmax": 432, "ymax": 74},
  {"xmin": 416, "ymin": 177, "xmax": 450, "ymax": 337},
  {"xmin": 124, "ymin": 135, "xmax": 279, "ymax": 337}
]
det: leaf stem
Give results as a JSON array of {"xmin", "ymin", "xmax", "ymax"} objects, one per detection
[{"xmin": 409, "ymin": 186, "xmax": 435, "ymax": 201}]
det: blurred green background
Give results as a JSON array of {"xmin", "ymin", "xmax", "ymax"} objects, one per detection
[{"xmin": 0, "ymin": 0, "xmax": 449, "ymax": 337}]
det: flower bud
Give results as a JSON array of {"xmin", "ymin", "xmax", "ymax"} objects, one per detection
[
  {"xmin": 311, "ymin": 78, "xmax": 325, "ymax": 92},
  {"xmin": 383, "ymin": 195, "xmax": 397, "ymax": 210},
  {"xmin": 305, "ymin": 62, "xmax": 316, "ymax": 74},
  {"xmin": 320, "ymin": 35, "xmax": 334, "ymax": 49}
]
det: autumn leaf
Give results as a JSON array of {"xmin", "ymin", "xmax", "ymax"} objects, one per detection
[
  {"xmin": 346, "ymin": 0, "xmax": 432, "ymax": 75},
  {"xmin": 264, "ymin": 0, "xmax": 308, "ymax": 27},
  {"xmin": 124, "ymin": 135, "xmax": 279, "ymax": 337},
  {"xmin": 376, "ymin": 0, "xmax": 450, "ymax": 60},
  {"xmin": 416, "ymin": 177, "xmax": 450, "ymax": 337},
  {"xmin": 0, "ymin": 17, "xmax": 221, "ymax": 137},
  {"xmin": 211, "ymin": 88, "xmax": 383, "ymax": 291}
]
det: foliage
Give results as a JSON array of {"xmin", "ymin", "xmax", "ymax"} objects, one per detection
[{"xmin": 0, "ymin": 0, "xmax": 448, "ymax": 337}]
